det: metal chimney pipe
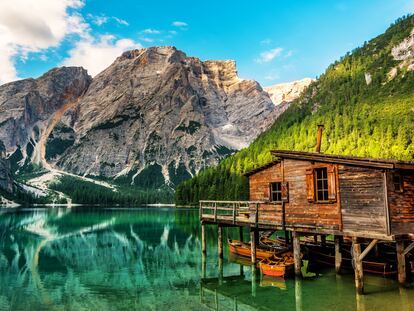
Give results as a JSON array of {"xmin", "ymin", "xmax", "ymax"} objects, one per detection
[{"xmin": 315, "ymin": 124, "xmax": 324, "ymax": 153}]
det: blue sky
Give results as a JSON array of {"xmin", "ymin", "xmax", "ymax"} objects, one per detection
[{"xmin": 1, "ymin": 0, "xmax": 414, "ymax": 86}]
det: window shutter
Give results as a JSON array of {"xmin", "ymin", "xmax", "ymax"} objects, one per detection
[
  {"xmin": 327, "ymin": 165, "xmax": 337, "ymax": 202},
  {"xmin": 281, "ymin": 182, "xmax": 289, "ymax": 202},
  {"xmin": 306, "ymin": 168, "xmax": 315, "ymax": 202}
]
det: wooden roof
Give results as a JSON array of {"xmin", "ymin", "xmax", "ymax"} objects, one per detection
[{"xmin": 244, "ymin": 150, "xmax": 414, "ymax": 176}]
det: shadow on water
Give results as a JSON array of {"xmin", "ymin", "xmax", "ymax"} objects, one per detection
[{"xmin": 0, "ymin": 207, "xmax": 413, "ymax": 311}]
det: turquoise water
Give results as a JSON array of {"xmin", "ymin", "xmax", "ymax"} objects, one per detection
[{"xmin": 0, "ymin": 207, "xmax": 413, "ymax": 311}]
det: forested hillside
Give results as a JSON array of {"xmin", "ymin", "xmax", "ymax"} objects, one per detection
[{"xmin": 175, "ymin": 15, "xmax": 414, "ymax": 206}]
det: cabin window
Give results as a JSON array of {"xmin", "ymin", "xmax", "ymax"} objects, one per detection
[
  {"xmin": 393, "ymin": 174, "xmax": 403, "ymax": 192},
  {"xmin": 315, "ymin": 167, "xmax": 329, "ymax": 202},
  {"xmin": 270, "ymin": 182, "xmax": 282, "ymax": 202},
  {"xmin": 306, "ymin": 165, "xmax": 337, "ymax": 203}
]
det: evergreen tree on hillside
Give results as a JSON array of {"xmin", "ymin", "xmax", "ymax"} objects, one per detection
[{"xmin": 175, "ymin": 15, "xmax": 414, "ymax": 206}]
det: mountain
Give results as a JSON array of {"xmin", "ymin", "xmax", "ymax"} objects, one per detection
[
  {"xmin": 264, "ymin": 78, "xmax": 314, "ymax": 106},
  {"xmin": 53, "ymin": 46, "xmax": 275, "ymax": 187},
  {"xmin": 0, "ymin": 46, "xmax": 310, "ymax": 204},
  {"xmin": 175, "ymin": 15, "xmax": 414, "ymax": 205},
  {"xmin": 0, "ymin": 67, "xmax": 91, "ymax": 168}
]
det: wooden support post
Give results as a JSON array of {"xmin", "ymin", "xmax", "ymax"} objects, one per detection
[
  {"xmin": 292, "ymin": 231, "xmax": 302, "ymax": 277},
  {"xmin": 352, "ymin": 237, "xmax": 364, "ymax": 295},
  {"xmin": 202, "ymin": 254, "xmax": 206, "ymax": 279},
  {"xmin": 396, "ymin": 240, "xmax": 406, "ymax": 285},
  {"xmin": 218, "ymin": 257, "xmax": 223, "ymax": 285},
  {"xmin": 335, "ymin": 236, "xmax": 342, "ymax": 274},
  {"xmin": 201, "ymin": 223, "xmax": 206, "ymax": 255},
  {"xmin": 250, "ymin": 228, "xmax": 257, "ymax": 264},
  {"xmin": 233, "ymin": 297, "xmax": 238, "ymax": 311},
  {"xmin": 239, "ymin": 226, "xmax": 243, "ymax": 242},
  {"xmin": 218, "ymin": 225, "xmax": 223, "ymax": 259},
  {"xmin": 314, "ymin": 235, "xmax": 318, "ymax": 243},
  {"xmin": 285, "ymin": 230, "xmax": 290, "ymax": 244},
  {"xmin": 251, "ymin": 265, "xmax": 257, "ymax": 297},
  {"xmin": 295, "ymin": 278, "xmax": 303, "ymax": 311},
  {"xmin": 321, "ymin": 235, "xmax": 326, "ymax": 248}
]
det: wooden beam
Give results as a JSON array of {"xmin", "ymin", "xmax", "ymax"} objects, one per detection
[
  {"xmin": 218, "ymin": 225, "xmax": 223, "ymax": 258},
  {"xmin": 352, "ymin": 237, "xmax": 364, "ymax": 295},
  {"xmin": 359, "ymin": 239, "xmax": 378, "ymax": 261},
  {"xmin": 396, "ymin": 241, "xmax": 406, "ymax": 285},
  {"xmin": 201, "ymin": 223, "xmax": 206, "ymax": 255},
  {"xmin": 403, "ymin": 241, "xmax": 414, "ymax": 256},
  {"xmin": 321, "ymin": 235, "xmax": 326, "ymax": 248},
  {"xmin": 383, "ymin": 172, "xmax": 391, "ymax": 236},
  {"xmin": 292, "ymin": 231, "xmax": 302, "ymax": 277},
  {"xmin": 250, "ymin": 229, "xmax": 257, "ymax": 264},
  {"xmin": 239, "ymin": 226, "xmax": 244, "ymax": 242},
  {"xmin": 335, "ymin": 236, "xmax": 342, "ymax": 274}
]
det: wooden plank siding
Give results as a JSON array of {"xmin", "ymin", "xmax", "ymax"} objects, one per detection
[
  {"xmin": 338, "ymin": 165, "xmax": 387, "ymax": 235},
  {"xmin": 387, "ymin": 172, "xmax": 414, "ymax": 235},
  {"xmin": 248, "ymin": 159, "xmax": 341, "ymax": 232}
]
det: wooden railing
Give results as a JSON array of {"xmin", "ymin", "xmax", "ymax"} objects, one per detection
[{"xmin": 199, "ymin": 200, "xmax": 284, "ymax": 227}]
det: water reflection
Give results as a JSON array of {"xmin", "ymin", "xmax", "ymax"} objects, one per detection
[
  {"xmin": 0, "ymin": 207, "xmax": 413, "ymax": 311},
  {"xmin": 0, "ymin": 208, "xmax": 204, "ymax": 310}
]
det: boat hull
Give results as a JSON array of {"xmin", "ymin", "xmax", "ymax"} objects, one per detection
[{"xmin": 228, "ymin": 239, "xmax": 275, "ymax": 260}]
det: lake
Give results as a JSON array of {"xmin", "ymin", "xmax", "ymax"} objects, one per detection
[{"xmin": 0, "ymin": 207, "xmax": 413, "ymax": 311}]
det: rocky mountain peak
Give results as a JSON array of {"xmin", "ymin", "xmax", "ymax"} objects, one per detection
[{"xmin": 264, "ymin": 78, "xmax": 314, "ymax": 106}]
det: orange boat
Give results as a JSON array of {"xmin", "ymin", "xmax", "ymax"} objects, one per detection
[
  {"xmin": 228, "ymin": 239, "xmax": 276, "ymax": 260},
  {"xmin": 259, "ymin": 253, "xmax": 295, "ymax": 278}
]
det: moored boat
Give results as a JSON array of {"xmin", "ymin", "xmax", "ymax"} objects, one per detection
[
  {"xmin": 228, "ymin": 239, "xmax": 277, "ymax": 260},
  {"xmin": 306, "ymin": 245, "xmax": 397, "ymax": 277},
  {"xmin": 259, "ymin": 252, "xmax": 294, "ymax": 277}
]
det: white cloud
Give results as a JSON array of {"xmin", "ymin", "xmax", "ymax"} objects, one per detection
[
  {"xmin": 172, "ymin": 21, "xmax": 188, "ymax": 27},
  {"xmin": 113, "ymin": 17, "xmax": 129, "ymax": 26},
  {"xmin": 88, "ymin": 14, "xmax": 129, "ymax": 27},
  {"xmin": 0, "ymin": 0, "xmax": 87, "ymax": 84},
  {"xmin": 142, "ymin": 28, "xmax": 161, "ymax": 34},
  {"xmin": 255, "ymin": 47, "xmax": 283, "ymax": 63},
  {"xmin": 88, "ymin": 14, "xmax": 109, "ymax": 26},
  {"xmin": 169, "ymin": 30, "xmax": 178, "ymax": 35},
  {"xmin": 62, "ymin": 35, "xmax": 142, "ymax": 76},
  {"xmin": 260, "ymin": 38, "xmax": 272, "ymax": 45}
]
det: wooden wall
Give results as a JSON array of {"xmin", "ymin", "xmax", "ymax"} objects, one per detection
[
  {"xmin": 388, "ymin": 172, "xmax": 414, "ymax": 235},
  {"xmin": 248, "ymin": 159, "xmax": 341, "ymax": 231},
  {"xmin": 338, "ymin": 165, "xmax": 387, "ymax": 235},
  {"xmin": 284, "ymin": 159, "xmax": 341, "ymax": 230}
]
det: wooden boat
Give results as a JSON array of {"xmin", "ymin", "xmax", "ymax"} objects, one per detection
[
  {"xmin": 259, "ymin": 252, "xmax": 294, "ymax": 277},
  {"xmin": 228, "ymin": 239, "xmax": 276, "ymax": 260},
  {"xmin": 306, "ymin": 245, "xmax": 397, "ymax": 277}
]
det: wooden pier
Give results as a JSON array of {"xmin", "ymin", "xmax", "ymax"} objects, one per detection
[{"xmin": 200, "ymin": 148, "xmax": 414, "ymax": 295}]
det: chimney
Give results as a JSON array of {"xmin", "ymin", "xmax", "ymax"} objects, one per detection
[{"xmin": 315, "ymin": 124, "xmax": 324, "ymax": 153}]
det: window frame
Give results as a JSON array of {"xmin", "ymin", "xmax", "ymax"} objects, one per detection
[
  {"xmin": 314, "ymin": 167, "xmax": 329, "ymax": 203},
  {"xmin": 269, "ymin": 182, "xmax": 283, "ymax": 203},
  {"xmin": 392, "ymin": 173, "xmax": 404, "ymax": 193}
]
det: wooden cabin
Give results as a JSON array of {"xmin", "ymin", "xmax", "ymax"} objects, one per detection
[
  {"xmin": 246, "ymin": 150, "xmax": 414, "ymax": 241},
  {"xmin": 199, "ymin": 145, "xmax": 414, "ymax": 294}
]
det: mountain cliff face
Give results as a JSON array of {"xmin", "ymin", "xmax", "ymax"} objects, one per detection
[
  {"xmin": 264, "ymin": 78, "xmax": 313, "ymax": 106},
  {"xmin": 0, "ymin": 67, "xmax": 91, "ymax": 167},
  {"xmin": 50, "ymin": 47, "xmax": 277, "ymax": 186},
  {"xmin": 0, "ymin": 141, "xmax": 14, "ymax": 194},
  {"xmin": 0, "ymin": 46, "xmax": 311, "ymax": 202}
]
